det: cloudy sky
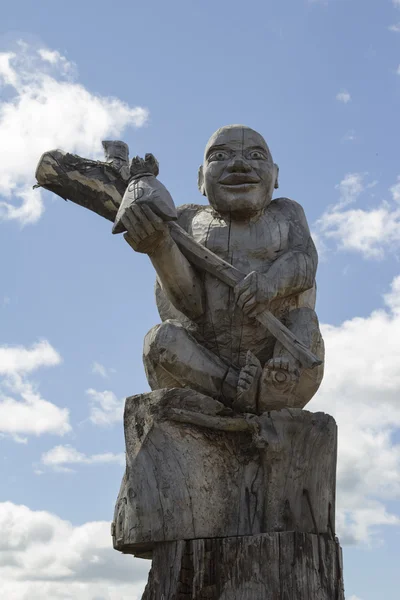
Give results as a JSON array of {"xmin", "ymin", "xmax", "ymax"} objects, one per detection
[{"xmin": 1, "ymin": 0, "xmax": 400, "ymax": 598}]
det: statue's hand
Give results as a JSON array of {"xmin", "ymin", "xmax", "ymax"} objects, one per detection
[
  {"xmin": 121, "ymin": 203, "xmax": 168, "ymax": 254},
  {"xmin": 234, "ymin": 271, "xmax": 276, "ymax": 317}
]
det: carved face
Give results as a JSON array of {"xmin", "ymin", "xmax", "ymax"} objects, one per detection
[{"xmin": 199, "ymin": 125, "xmax": 279, "ymax": 220}]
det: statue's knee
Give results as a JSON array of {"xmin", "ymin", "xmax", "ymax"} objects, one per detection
[
  {"xmin": 143, "ymin": 324, "xmax": 161, "ymax": 362},
  {"xmin": 143, "ymin": 320, "xmax": 186, "ymax": 363}
]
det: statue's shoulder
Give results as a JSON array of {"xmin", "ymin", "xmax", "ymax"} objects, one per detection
[
  {"xmin": 269, "ymin": 197, "xmax": 308, "ymax": 224},
  {"xmin": 270, "ymin": 197, "xmax": 306, "ymax": 215},
  {"xmin": 176, "ymin": 203, "xmax": 212, "ymax": 232}
]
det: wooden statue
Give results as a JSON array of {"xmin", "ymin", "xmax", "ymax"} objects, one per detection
[{"xmin": 35, "ymin": 125, "xmax": 344, "ymax": 599}]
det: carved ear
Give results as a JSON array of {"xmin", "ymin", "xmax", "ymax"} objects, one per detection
[
  {"xmin": 198, "ymin": 165, "xmax": 207, "ymax": 196},
  {"xmin": 274, "ymin": 164, "xmax": 280, "ymax": 190}
]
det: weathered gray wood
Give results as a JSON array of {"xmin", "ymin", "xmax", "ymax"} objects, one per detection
[
  {"xmin": 36, "ymin": 147, "xmax": 320, "ymax": 372},
  {"xmin": 112, "ymin": 388, "xmax": 337, "ymax": 558},
  {"xmin": 141, "ymin": 533, "xmax": 345, "ymax": 600},
  {"xmin": 102, "ymin": 140, "xmax": 130, "ymax": 174},
  {"xmin": 113, "ymin": 154, "xmax": 177, "ymax": 234},
  {"xmin": 35, "ymin": 137, "xmax": 322, "ymax": 387},
  {"xmin": 144, "ymin": 126, "xmax": 324, "ymax": 411},
  {"xmin": 35, "ymin": 126, "xmax": 340, "ymax": 598},
  {"xmin": 35, "ymin": 149, "xmax": 124, "ymax": 221},
  {"xmin": 168, "ymin": 222, "xmax": 321, "ymax": 369}
]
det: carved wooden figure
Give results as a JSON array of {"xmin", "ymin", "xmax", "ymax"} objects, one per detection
[{"xmin": 35, "ymin": 125, "xmax": 344, "ymax": 599}]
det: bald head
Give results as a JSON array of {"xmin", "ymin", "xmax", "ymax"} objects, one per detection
[
  {"xmin": 199, "ymin": 125, "xmax": 279, "ymax": 220},
  {"xmin": 204, "ymin": 125, "xmax": 272, "ymax": 162}
]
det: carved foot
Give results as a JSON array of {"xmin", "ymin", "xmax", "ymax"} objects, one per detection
[
  {"xmin": 258, "ymin": 356, "xmax": 300, "ymax": 412},
  {"xmin": 233, "ymin": 351, "xmax": 262, "ymax": 414}
]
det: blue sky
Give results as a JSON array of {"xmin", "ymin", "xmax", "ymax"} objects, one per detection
[{"xmin": 1, "ymin": 0, "xmax": 400, "ymax": 598}]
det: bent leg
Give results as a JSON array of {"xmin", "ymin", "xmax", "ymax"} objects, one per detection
[
  {"xmin": 286, "ymin": 307, "xmax": 324, "ymax": 406},
  {"xmin": 143, "ymin": 320, "xmax": 239, "ymax": 402},
  {"xmin": 259, "ymin": 308, "xmax": 324, "ymax": 411}
]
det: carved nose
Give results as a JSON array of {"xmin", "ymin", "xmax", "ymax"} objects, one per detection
[{"xmin": 226, "ymin": 157, "xmax": 252, "ymax": 173}]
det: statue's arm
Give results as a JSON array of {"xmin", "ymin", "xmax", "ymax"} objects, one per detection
[
  {"xmin": 149, "ymin": 235, "xmax": 204, "ymax": 320},
  {"xmin": 266, "ymin": 199, "xmax": 317, "ymax": 300},
  {"xmin": 123, "ymin": 204, "xmax": 204, "ymax": 321},
  {"xmin": 235, "ymin": 199, "xmax": 317, "ymax": 318}
]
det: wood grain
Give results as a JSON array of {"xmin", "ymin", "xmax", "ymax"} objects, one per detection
[
  {"xmin": 112, "ymin": 389, "xmax": 337, "ymax": 558},
  {"xmin": 141, "ymin": 533, "xmax": 345, "ymax": 599}
]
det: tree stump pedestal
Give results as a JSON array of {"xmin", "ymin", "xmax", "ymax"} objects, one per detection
[
  {"xmin": 143, "ymin": 533, "xmax": 343, "ymax": 599},
  {"xmin": 112, "ymin": 389, "xmax": 345, "ymax": 599}
]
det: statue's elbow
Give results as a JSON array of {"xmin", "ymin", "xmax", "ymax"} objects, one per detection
[
  {"xmin": 185, "ymin": 290, "xmax": 205, "ymax": 321},
  {"xmin": 168, "ymin": 286, "xmax": 204, "ymax": 322}
]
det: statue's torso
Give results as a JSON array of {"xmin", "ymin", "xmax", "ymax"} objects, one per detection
[
  {"xmin": 190, "ymin": 204, "xmax": 288, "ymax": 271},
  {"xmin": 156, "ymin": 200, "xmax": 314, "ymax": 368}
]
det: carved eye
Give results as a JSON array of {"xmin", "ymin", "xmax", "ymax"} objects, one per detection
[
  {"xmin": 209, "ymin": 151, "xmax": 229, "ymax": 162},
  {"xmin": 248, "ymin": 150, "xmax": 266, "ymax": 160}
]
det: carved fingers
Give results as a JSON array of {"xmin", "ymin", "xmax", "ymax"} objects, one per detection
[
  {"xmin": 234, "ymin": 271, "xmax": 275, "ymax": 317},
  {"xmin": 122, "ymin": 203, "xmax": 168, "ymax": 254}
]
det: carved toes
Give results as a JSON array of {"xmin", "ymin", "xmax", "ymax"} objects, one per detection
[
  {"xmin": 233, "ymin": 351, "xmax": 262, "ymax": 415},
  {"xmin": 266, "ymin": 357, "xmax": 300, "ymax": 381}
]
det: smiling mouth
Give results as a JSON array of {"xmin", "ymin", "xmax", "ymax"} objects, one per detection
[{"xmin": 219, "ymin": 173, "xmax": 260, "ymax": 186}]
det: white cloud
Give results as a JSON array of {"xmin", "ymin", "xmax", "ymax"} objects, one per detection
[
  {"xmin": 310, "ymin": 230, "xmax": 327, "ymax": 260},
  {"xmin": 349, "ymin": 596, "xmax": 363, "ymax": 600},
  {"xmin": 384, "ymin": 274, "xmax": 400, "ymax": 313},
  {"xmin": 0, "ymin": 502, "xmax": 148, "ymax": 599},
  {"xmin": 342, "ymin": 130, "xmax": 356, "ymax": 142},
  {"xmin": 41, "ymin": 445, "xmax": 124, "ymax": 471},
  {"xmin": 0, "ymin": 342, "xmax": 70, "ymax": 440},
  {"xmin": 0, "ymin": 42, "xmax": 148, "ymax": 225},
  {"xmin": 389, "ymin": 22, "xmax": 400, "ymax": 32},
  {"xmin": 336, "ymin": 90, "xmax": 351, "ymax": 103},
  {"xmin": 92, "ymin": 362, "xmax": 109, "ymax": 379},
  {"xmin": 86, "ymin": 389, "xmax": 124, "ymax": 426},
  {"xmin": 37, "ymin": 48, "xmax": 72, "ymax": 70},
  {"xmin": 309, "ymin": 275, "xmax": 400, "ymax": 545},
  {"xmin": 389, "ymin": 176, "xmax": 400, "ymax": 202},
  {"xmin": 335, "ymin": 172, "xmax": 364, "ymax": 207},
  {"xmin": 0, "ymin": 375, "xmax": 71, "ymax": 439},
  {"xmin": 0, "ymin": 340, "xmax": 61, "ymax": 376},
  {"xmin": 0, "ymin": 52, "xmax": 18, "ymax": 86},
  {"xmin": 317, "ymin": 203, "xmax": 400, "ymax": 258},
  {"xmin": 316, "ymin": 174, "xmax": 400, "ymax": 259}
]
